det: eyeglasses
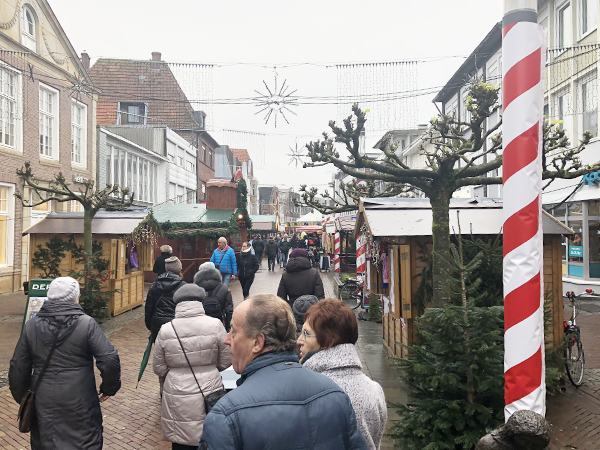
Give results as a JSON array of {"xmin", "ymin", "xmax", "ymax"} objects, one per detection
[{"xmin": 300, "ymin": 329, "xmax": 317, "ymax": 341}]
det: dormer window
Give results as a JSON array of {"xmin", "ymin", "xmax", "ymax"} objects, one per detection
[
  {"xmin": 117, "ymin": 102, "xmax": 147, "ymax": 125},
  {"xmin": 21, "ymin": 5, "xmax": 36, "ymax": 52}
]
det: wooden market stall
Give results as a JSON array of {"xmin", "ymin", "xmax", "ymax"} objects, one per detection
[
  {"xmin": 150, "ymin": 202, "xmax": 243, "ymax": 283},
  {"xmin": 24, "ymin": 210, "xmax": 156, "ymax": 316},
  {"xmin": 355, "ymin": 198, "xmax": 571, "ymax": 359}
]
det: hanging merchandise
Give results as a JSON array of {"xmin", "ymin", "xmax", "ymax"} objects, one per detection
[
  {"xmin": 381, "ymin": 252, "xmax": 389, "ymax": 289},
  {"xmin": 130, "ymin": 243, "xmax": 139, "ymax": 269}
]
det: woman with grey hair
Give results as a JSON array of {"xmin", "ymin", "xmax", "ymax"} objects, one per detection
[{"xmin": 9, "ymin": 277, "xmax": 121, "ymax": 450}]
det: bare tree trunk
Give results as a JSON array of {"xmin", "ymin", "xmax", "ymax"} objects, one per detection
[
  {"xmin": 430, "ymin": 191, "xmax": 452, "ymax": 307},
  {"xmin": 83, "ymin": 209, "xmax": 94, "ymax": 293}
]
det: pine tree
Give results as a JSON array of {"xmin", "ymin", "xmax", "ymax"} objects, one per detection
[{"xmin": 389, "ymin": 214, "xmax": 504, "ymax": 450}]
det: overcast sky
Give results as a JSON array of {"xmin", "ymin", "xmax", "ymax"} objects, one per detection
[{"xmin": 50, "ymin": 0, "xmax": 503, "ymax": 191}]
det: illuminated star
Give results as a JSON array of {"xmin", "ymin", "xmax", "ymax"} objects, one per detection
[{"xmin": 253, "ymin": 70, "xmax": 298, "ymax": 127}]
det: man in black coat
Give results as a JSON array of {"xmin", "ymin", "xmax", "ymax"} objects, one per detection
[
  {"xmin": 277, "ymin": 249, "xmax": 325, "ymax": 308},
  {"xmin": 153, "ymin": 244, "xmax": 173, "ymax": 275},
  {"xmin": 278, "ymin": 234, "xmax": 292, "ymax": 269},
  {"xmin": 9, "ymin": 277, "xmax": 121, "ymax": 450},
  {"xmin": 194, "ymin": 261, "xmax": 234, "ymax": 331},
  {"xmin": 252, "ymin": 235, "xmax": 265, "ymax": 266},
  {"xmin": 145, "ymin": 256, "xmax": 186, "ymax": 341},
  {"xmin": 265, "ymin": 238, "xmax": 279, "ymax": 272}
]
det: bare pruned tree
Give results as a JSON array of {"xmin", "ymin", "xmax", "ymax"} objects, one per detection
[{"xmin": 302, "ymin": 82, "xmax": 596, "ymax": 306}]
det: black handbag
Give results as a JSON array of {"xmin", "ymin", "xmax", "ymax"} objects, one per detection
[
  {"xmin": 171, "ymin": 322, "xmax": 227, "ymax": 413},
  {"xmin": 18, "ymin": 324, "xmax": 64, "ymax": 433}
]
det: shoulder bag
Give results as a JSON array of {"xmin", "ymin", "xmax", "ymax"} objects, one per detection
[
  {"xmin": 171, "ymin": 322, "xmax": 227, "ymax": 413},
  {"xmin": 18, "ymin": 324, "xmax": 65, "ymax": 433},
  {"xmin": 214, "ymin": 249, "xmax": 226, "ymax": 271}
]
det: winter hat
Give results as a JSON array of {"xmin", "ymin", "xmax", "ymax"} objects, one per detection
[
  {"xmin": 47, "ymin": 277, "xmax": 80, "ymax": 302},
  {"xmin": 292, "ymin": 295, "xmax": 319, "ymax": 326},
  {"xmin": 290, "ymin": 248, "xmax": 309, "ymax": 259},
  {"xmin": 173, "ymin": 284, "xmax": 206, "ymax": 304},
  {"xmin": 165, "ymin": 256, "xmax": 182, "ymax": 274},
  {"xmin": 194, "ymin": 261, "xmax": 222, "ymax": 285},
  {"xmin": 160, "ymin": 245, "xmax": 173, "ymax": 254}
]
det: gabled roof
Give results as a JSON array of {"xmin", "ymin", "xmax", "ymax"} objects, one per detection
[
  {"xmin": 23, "ymin": 210, "xmax": 148, "ymax": 235},
  {"xmin": 356, "ymin": 197, "xmax": 573, "ymax": 237},
  {"xmin": 433, "ymin": 22, "xmax": 502, "ymax": 104},
  {"xmin": 89, "ymin": 58, "xmax": 201, "ymax": 130}
]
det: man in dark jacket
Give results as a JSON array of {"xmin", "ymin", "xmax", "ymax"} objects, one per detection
[
  {"xmin": 278, "ymin": 234, "xmax": 292, "ymax": 269},
  {"xmin": 153, "ymin": 244, "xmax": 172, "ymax": 276},
  {"xmin": 145, "ymin": 256, "xmax": 186, "ymax": 341},
  {"xmin": 9, "ymin": 277, "xmax": 120, "ymax": 450},
  {"xmin": 252, "ymin": 235, "xmax": 265, "ymax": 266},
  {"xmin": 265, "ymin": 238, "xmax": 278, "ymax": 272},
  {"xmin": 277, "ymin": 248, "xmax": 325, "ymax": 308},
  {"xmin": 237, "ymin": 242, "xmax": 259, "ymax": 298},
  {"xmin": 194, "ymin": 261, "xmax": 234, "ymax": 331},
  {"xmin": 199, "ymin": 294, "xmax": 367, "ymax": 450}
]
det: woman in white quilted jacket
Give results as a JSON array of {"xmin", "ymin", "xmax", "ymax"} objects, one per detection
[{"xmin": 153, "ymin": 284, "xmax": 232, "ymax": 450}]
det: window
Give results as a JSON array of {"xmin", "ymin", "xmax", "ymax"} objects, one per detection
[
  {"xmin": 178, "ymin": 147, "xmax": 185, "ymax": 167},
  {"xmin": 461, "ymin": 88, "xmax": 471, "ymax": 124},
  {"xmin": 580, "ymin": 75, "xmax": 598, "ymax": 138},
  {"xmin": 579, "ymin": 0, "xmax": 597, "ymax": 38},
  {"xmin": 0, "ymin": 65, "xmax": 19, "ymax": 149},
  {"xmin": 70, "ymin": 200, "xmax": 83, "ymax": 212},
  {"xmin": 186, "ymin": 153, "xmax": 195, "ymax": 172},
  {"xmin": 202, "ymin": 144, "xmax": 207, "ymax": 163},
  {"xmin": 208, "ymin": 148, "xmax": 213, "ymax": 168},
  {"xmin": 445, "ymin": 98, "xmax": 458, "ymax": 118},
  {"xmin": 557, "ymin": 2, "xmax": 572, "ymax": 49},
  {"xmin": 555, "ymin": 89, "xmax": 571, "ymax": 142},
  {"xmin": 169, "ymin": 183, "xmax": 176, "ymax": 202},
  {"xmin": 0, "ymin": 184, "xmax": 14, "ymax": 266},
  {"xmin": 21, "ymin": 5, "xmax": 36, "ymax": 52},
  {"xmin": 117, "ymin": 102, "xmax": 146, "ymax": 125},
  {"xmin": 71, "ymin": 101, "xmax": 86, "ymax": 166},
  {"xmin": 104, "ymin": 147, "xmax": 158, "ymax": 203},
  {"xmin": 39, "ymin": 85, "xmax": 58, "ymax": 159},
  {"xmin": 167, "ymin": 141, "xmax": 176, "ymax": 162}
]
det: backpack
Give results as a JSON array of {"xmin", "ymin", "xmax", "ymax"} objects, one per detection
[{"xmin": 203, "ymin": 286, "xmax": 225, "ymax": 321}]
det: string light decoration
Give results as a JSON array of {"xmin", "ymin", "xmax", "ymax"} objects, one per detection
[
  {"xmin": 336, "ymin": 61, "xmax": 418, "ymax": 132},
  {"xmin": 253, "ymin": 68, "xmax": 298, "ymax": 127},
  {"xmin": 169, "ymin": 62, "xmax": 214, "ymax": 128},
  {"xmin": 222, "ymin": 129, "xmax": 267, "ymax": 169}
]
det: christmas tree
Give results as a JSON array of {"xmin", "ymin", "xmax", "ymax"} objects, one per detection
[{"xmin": 389, "ymin": 216, "xmax": 504, "ymax": 450}]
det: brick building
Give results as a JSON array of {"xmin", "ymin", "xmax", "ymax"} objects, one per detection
[
  {"xmin": 231, "ymin": 148, "xmax": 259, "ymax": 213},
  {"xmin": 0, "ymin": 0, "xmax": 97, "ymax": 293},
  {"xmin": 88, "ymin": 53, "xmax": 218, "ymax": 201}
]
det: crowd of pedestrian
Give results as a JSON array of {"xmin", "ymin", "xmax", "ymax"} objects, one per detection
[{"xmin": 8, "ymin": 233, "xmax": 386, "ymax": 450}]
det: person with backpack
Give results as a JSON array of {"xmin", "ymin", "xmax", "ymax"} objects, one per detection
[
  {"xmin": 145, "ymin": 256, "xmax": 186, "ymax": 396},
  {"xmin": 193, "ymin": 262, "xmax": 234, "ymax": 332}
]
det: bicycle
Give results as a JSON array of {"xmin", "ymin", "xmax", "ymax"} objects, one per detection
[
  {"xmin": 338, "ymin": 275, "xmax": 364, "ymax": 310},
  {"xmin": 563, "ymin": 289, "xmax": 596, "ymax": 386}
]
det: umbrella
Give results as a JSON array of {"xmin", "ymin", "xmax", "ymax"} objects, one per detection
[{"xmin": 136, "ymin": 334, "xmax": 153, "ymax": 389}]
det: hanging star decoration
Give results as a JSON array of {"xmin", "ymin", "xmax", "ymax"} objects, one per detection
[
  {"xmin": 254, "ymin": 69, "xmax": 298, "ymax": 127},
  {"xmin": 286, "ymin": 141, "xmax": 305, "ymax": 168},
  {"xmin": 66, "ymin": 66, "xmax": 94, "ymax": 102}
]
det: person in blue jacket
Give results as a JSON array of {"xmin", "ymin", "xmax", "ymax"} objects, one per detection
[
  {"xmin": 210, "ymin": 237, "xmax": 237, "ymax": 286},
  {"xmin": 199, "ymin": 293, "xmax": 368, "ymax": 450}
]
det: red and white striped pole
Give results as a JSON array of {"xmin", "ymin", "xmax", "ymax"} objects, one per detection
[
  {"xmin": 356, "ymin": 233, "xmax": 366, "ymax": 275},
  {"xmin": 334, "ymin": 230, "xmax": 340, "ymax": 273},
  {"xmin": 502, "ymin": 0, "xmax": 545, "ymax": 420}
]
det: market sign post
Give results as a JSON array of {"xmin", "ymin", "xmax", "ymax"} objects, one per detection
[{"xmin": 21, "ymin": 278, "xmax": 53, "ymax": 333}]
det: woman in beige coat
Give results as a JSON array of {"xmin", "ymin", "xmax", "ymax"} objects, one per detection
[{"xmin": 153, "ymin": 284, "xmax": 232, "ymax": 450}]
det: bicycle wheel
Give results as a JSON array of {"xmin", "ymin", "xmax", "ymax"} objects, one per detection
[
  {"xmin": 339, "ymin": 283, "xmax": 361, "ymax": 310},
  {"xmin": 565, "ymin": 337, "xmax": 585, "ymax": 386}
]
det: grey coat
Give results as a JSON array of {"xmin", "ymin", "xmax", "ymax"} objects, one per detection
[
  {"xmin": 9, "ymin": 300, "xmax": 121, "ymax": 450},
  {"xmin": 303, "ymin": 344, "xmax": 387, "ymax": 450}
]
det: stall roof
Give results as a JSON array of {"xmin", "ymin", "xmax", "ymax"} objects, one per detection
[
  {"xmin": 152, "ymin": 203, "xmax": 234, "ymax": 224},
  {"xmin": 335, "ymin": 216, "xmax": 356, "ymax": 232},
  {"xmin": 23, "ymin": 210, "xmax": 148, "ymax": 235},
  {"xmin": 356, "ymin": 198, "xmax": 573, "ymax": 237},
  {"xmin": 250, "ymin": 215, "xmax": 276, "ymax": 223}
]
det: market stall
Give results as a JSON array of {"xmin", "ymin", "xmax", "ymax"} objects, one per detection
[
  {"xmin": 355, "ymin": 198, "xmax": 571, "ymax": 359},
  {"xmin": 24, "ymin": 210, "xmax": 156, "ymax": 316}
]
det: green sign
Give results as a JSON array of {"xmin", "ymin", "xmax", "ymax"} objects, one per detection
[{"xmin": 21, "ymin": 279, "xmax": 54, "ymax": 333}]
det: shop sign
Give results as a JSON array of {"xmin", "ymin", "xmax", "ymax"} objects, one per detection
[
  {"xmin": 569, "ymin": 246, "xmax": 583, "ymax": 257},
  {"xmin": 582, "ymin": 170, "xmax": 600, "ymax": 186},
  {"xmin": 21, "ymin": 278, "xmax": 53, "ymax": 333}
]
